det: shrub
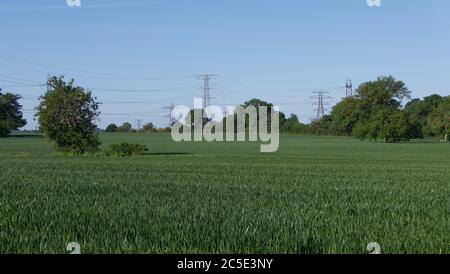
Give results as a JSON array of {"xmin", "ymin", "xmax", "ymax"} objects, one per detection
[{"xmin": 106, "ymin": 142, "xmax": 148, "ymax": 157}]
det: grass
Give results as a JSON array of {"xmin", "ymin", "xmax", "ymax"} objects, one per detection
[{"xmin": 0, "ymin": 133, "xmax": 449, "ymax": 254}]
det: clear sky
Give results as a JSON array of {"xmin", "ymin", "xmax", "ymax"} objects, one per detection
[{"xmin": 1, "ymin": 0, "xmax": 450, "ymax": 129}]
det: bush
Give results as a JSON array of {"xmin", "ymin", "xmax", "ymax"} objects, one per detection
[{"xmin": 106, "ymin": 142, "xmax": 148, "ymax": 157}]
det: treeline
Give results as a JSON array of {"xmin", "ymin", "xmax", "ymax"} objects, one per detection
[
  {"xmin": 278, "ymin": 76, "xmax": 450, "ymax": 143},
  {"xmin": 1, "ymin": 75, "xmax": 449, "ymax": 151},
  {"xmin": 103, "ymin": 122, "xmax": 170, "ymax": 133}
]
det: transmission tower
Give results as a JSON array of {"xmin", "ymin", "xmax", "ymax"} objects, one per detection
[
  {"xmin": 198, "ymin": 74, "xmax": 218, "ymax": 109},
  {"xmin": 311, "ymin": 90, "xmax": 332, "ymax": 120},
  {"xmin": 345, "ymin": 79, "xmax": 353, "ymax": 97},
  {"xmin": 136, "ymin": 119, "xmax": 142, "ymax": 131},
  {"xmin": 163, "ymin": 103, "xmax": 176, "ymax": 126}
]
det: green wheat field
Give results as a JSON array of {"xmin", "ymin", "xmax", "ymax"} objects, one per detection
[{"xmin": 0, "ymin": 133, "xmax": 449, "ymax": 254}]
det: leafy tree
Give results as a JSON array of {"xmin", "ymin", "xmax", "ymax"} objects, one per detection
[
  {"xmin": 329, "ymin": 97, "xmax": 360, "ymax": 136},
  {"xmin": 0, "ymin": 92, "xmax": 26, "ymax": 137},
  {"xmin": 356, "ymin": 76, "xmax": 410, "ymax": 115},
  {"xmin": 105, "ymin": 123, "xmax": 118, "ymax": 132},
  {"xmin": 36, "ymin": 76, "xmax": 101, "ymax": 153},
  {"xmin": 380, "ymin": 110, "xmax": 422, "ymax": 143},
  {"xmin": 351, "ymin": 76, "xmax": 421, "ymax": 143},
  {"xmin": 281, "ymin": 114, "xmax": 309, "ymax": 134},
  {"xmin": 310, "ymin": 115, "xmax": 333, "ymax": 135},
  {"xmin": 142, "ymin": 122, "xmax": 155, "ymax": 132},
  {"xmin": 428, "ymin": 97, "xmax": 450, "ymax": 142},
  {"xmin": 117, "ymin": 122, "xmax": 132, "ymax": 132},
  {"xmin": 423, "ymin": 94, "xmax": 445, "ymax": 109},
  {"xmin": 242, "ymin": 98, "xmax": 287, "ymax": 128},
  {"xmin": 353, "ymin": 107, "xmax": 422, "ymax": 143},
  {"xmin": 404, "ymin": 94, "xmax": 444, "ymax": 137}
]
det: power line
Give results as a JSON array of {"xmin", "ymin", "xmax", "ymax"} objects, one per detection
[
  {"xmin": 18, "ymin": 93, "xmax": 195, "ymax": 104},
  {"xmin": 101, "ymin": 99, "xmax": 192, "ymax": 104},
  {"xmin": 0, "ymin": 64, "xmax": 197, "ymax": 81},
  {"xmin": 101, "ymin": 111, "xmax": 165, "ymax": 116},
  {"xmin": 0, "ymin": 72, "xmax": 347, "ymax": 98},
  {"xmin": 20, "ymin": 109, "xmax": 167, "ymax": 116},
  {"xmin": 0, "ymin": 85, "xmax": 39, "ymax": 88},
  {"xmin": 0, "ymin": 55, "xmax": 196, "ymax": 81},
  {"xmin": 0, "ymin": 80, "xmax": 198, "ymax": 96},
  {"xmin": 214, "ymin": 84, "xmax": 345, "ymax": 94},
  {"xmin": 0, "ymin": 80, "xmax": 43, "ymax": 87},
  {"xmin": 0, "ymin": 73, "xmax": 198, "ymax": 93},
  {"xmin": 87, "ymin": 86, "xmax": 197, "ymax": 93},
  {"xmin": 0, "ymin": 75, "xmax": 44, "ymax": 85}
]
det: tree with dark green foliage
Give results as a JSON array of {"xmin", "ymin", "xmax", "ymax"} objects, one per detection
[
  {"xmin": 105, "ymin": 123, "xmax": 118, "ymax": 132},
  {"xmin": 378, "ymin": 110, "xmax": 422, "ymax": 143},
  {"xmin": 281, "ymin": 114, "xmax": 309, "ymax": 134},
  {"xmin": 350, "ymin": 76, "xmax": 422, "ymax": 143},
  {"xmin": 36, "ymin": 76, "xmax": 101, "ymax": 153},
  {"xmin": 117, "ymin": 122, "xmax": 132, "ymax": 132},
  {"xmin": 0, "ymin": 92, "xmax": 26, "ymax": 137},
  {"xmin": 142, "ymin": 122, "xmax": 155, "ymax": 132},
  {"xmin": 328, "ymin": 97, "xmax": 360, "ymax": 136},
  {"xmin": 219, "ymin": 99, "xmax": 288, "ymax": 133},
  {"xmin": 310, "ymin": 115, "xmax": 333, "ymax": 135},
  {"xmin": 242, "ymin": 98, "xmax": 287, "ymax": 128},
  {"xmin": 428, "ymin": 97, "xmax": 450, "ymax": 142},
  {"xmin": 404, "ymin": 94, "xmax": 446, "ymax": 137}
]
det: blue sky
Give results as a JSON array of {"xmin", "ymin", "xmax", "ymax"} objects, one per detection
[{"xmin": 1, "ymin": 0, "xmax": 450, "ymax": 129}]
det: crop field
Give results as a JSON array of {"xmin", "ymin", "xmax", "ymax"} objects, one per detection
[{"xmin": 0, "ymin": 133, "xmax": 449, "ymax": 254}]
